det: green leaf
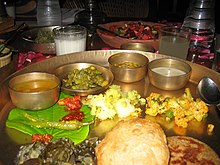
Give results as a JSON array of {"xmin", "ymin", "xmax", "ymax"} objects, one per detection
[{"xmin": 6, "ymin": 93, "xmax": 94, "ymax": 144}]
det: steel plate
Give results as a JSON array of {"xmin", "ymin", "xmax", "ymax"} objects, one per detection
[{"xmin": 0, "ymin": 50, "xmax": 220, "ymax": 164}]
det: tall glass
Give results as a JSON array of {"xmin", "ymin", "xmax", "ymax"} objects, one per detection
[
  {"xmin": 212, "ymin": 34, "xmax": 220, "ymax": 72},
  {"xmin": 158, "ymin": 26, "xmax": 192, "ymax": 60},
  {"xmin": 53, "ymin": 25, "xmax": 87, "ymax": 55}
]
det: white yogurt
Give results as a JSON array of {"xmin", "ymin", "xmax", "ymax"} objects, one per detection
[{"xmin": 152, "ymin": 67, "xmax": 186, "ymax": 76}]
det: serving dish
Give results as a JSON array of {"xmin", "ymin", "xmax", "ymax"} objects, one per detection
[
  {"xmin": 0, "ymin": 44, "xmax": 12, "ymax": 68},
  {"xmin": 8, "ymin": 72, "xmax": 60, "ymax": 110},
  {"xmin": 21, "ymin": 26, "xmax": 59, "ymax": 55},
  {"xmin": 97, "ymin": 21, "xmax": 164, "ymax": 49},
  {"xmin": 0, "ymin": 50, "xmax": 220, "ymax": 164},
  {"xmin": 108, "ymin": 52, "xmax": 149, "ymax": 83},
  {"xmin": 148, "ymin": 58, "xmax": 192, "ymax": 90},
  {"xmin": 53, "ymin": 63, "xmax": 114, "ymax": 96}
]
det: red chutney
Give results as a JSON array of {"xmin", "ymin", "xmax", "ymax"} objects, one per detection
[
  {"xmin": 60, "ymin": 111, "xmax": 85, "ymax": 122},
  {"xmin": 32, "ymin": 134, "xmax": 53, "ymax": 144},
  {"xmin": 58, "ymin": 96, "xmax": 82, "ymax": 111}
]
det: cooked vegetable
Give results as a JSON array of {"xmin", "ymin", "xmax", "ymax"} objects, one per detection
[
  {"xmin": 16, "ymin": 138, "xmax": 74, "ymax": 165},
  {"xmin": 63, "ymin": 66, "xmax": 109, "ymax": 90},
  {"xmin": 114, "ymin": 61, "xmax": 141, "ymax": 68},
  {"xmin": 35, "ymin": 30, "xmax": 54, "ymax": 43},
  {"xmin": 109, "ymin": 21, "xmax": 161, "ymax": 40},
  {"xmin": 85, "ymin": 85, "xmax": 146, "ymax": 120},
  {"xmin": 16, "ymin": 137, "xmax": 100, "ymax": 165},
  {"xmin": 6, "ymin": 92, "xmax": 94, "ymax": 144},
  {"xmin": 145, "ymin": 88, "xmax": 209, "ymax": 128},
  {"xmin": 22, "ymin": 112, "xmax": 93, "ymax": 130}
]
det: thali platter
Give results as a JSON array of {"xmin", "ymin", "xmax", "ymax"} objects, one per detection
[{"xmin": 0, "ymin": 50, "xmax": 220, "ymax": 164}]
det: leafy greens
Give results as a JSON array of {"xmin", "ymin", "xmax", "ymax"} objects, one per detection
[{"xmin": 6, "ymin": 92, "xmax": 94, "ymax": 144}]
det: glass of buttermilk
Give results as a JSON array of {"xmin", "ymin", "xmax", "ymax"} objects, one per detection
[{"xmin": 53, "ymin": 25, "xmax": 87, "ymax": 55}]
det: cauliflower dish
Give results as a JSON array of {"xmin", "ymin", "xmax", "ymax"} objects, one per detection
[
  {"xmin": 145, "ymin": 88, "xmax": 209, "ymax": 128},
  {"xmin": 85, "ymin": 85, "xmax": 146, "ymax": 120}
]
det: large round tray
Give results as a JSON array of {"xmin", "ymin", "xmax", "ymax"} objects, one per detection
[{"xmin": 0, "ymin": 50, "xmax": 220, "ymax": 164}]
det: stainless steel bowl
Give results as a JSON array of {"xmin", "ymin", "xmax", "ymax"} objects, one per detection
[
  {"xmin": 108, "ymin": 52, "xmax": 149, "ymax": 83},
  {"xmin": 148, "ymin": 58, "xmax": 192, "ymax": 90},
  {"xmin": 21, "ymin": 26, "xmax": 59, "ymax": 54},
  {"xmin": 120, "ymin": 42, "xmax": 155, "ymax": 52},
  {"xmin": 54, "ymin": 63, "xmax": 114, "ymax": 96},
  {"xmin": 8, "ymin": 72, "xmax": 60, "ymax": 110}
]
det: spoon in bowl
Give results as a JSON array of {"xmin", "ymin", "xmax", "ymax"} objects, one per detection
[{"xmin": 197, "ymin": 77, "xmax": 220, "ymax": 112}]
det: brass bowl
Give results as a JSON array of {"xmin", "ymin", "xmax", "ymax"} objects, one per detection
[
  {"xmin": 148, "ymin": 58, "xmax": 192, "ymax": 90},
  {"xmin": 120, "ymin": 42, "xmax": 155, "ymax": 52},
  {"xmin": 108, "ymin": 52, "xmax": 149, "ymax": 83},
  {"xmin": 8, "ymin": 72, "xmax": 60, "ymax": 110},
  {"xmin": 54, "ymin": 63, "xmax": 114, "ymax": 96},
  {"xmin": 21, "ymin": 26, "xmax": 59, "ymax": 54}
]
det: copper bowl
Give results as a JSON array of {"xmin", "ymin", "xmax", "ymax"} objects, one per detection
[
  {"xmin": 148, "ymin": 58, "xmax": 192, "ymax": 90},
  {"xmin": 108, "ymin": 52, "xmax": 149, "ymax": 83},
  {"xmin": 8, "ymin": 72, "xmax": 60, "ymax": 110}
]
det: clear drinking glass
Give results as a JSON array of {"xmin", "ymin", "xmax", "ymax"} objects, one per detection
[
  {"xmin": 158, "ymin": 26, "xmax": 192, "ymax": 60},
  {"xmin": 212, "ymin": 34, "xmax": 220, "ymax": 72},
  {"xmin": 53, "ymin": 25, "xmax": 87, "ymax": 55}
]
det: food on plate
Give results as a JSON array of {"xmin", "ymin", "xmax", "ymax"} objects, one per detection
[
  {"xmin": 35, "ymin": 29, "xmax": 54, "ymax": 43},
  {"xmin": 207, "ymin": 123, "xmax": 214, "ymax": 135},
  {"xmin": 63, "ymin": 65, "xmax": 109, "ymax": 90},
  {"xmin": 21, "ymin": 112, "xmax": 92, "ymax": 130},
  {"xmin": 109, "ymin": 21, "xmax": 161, "ymax": 40},
  {"xmin": 167, "ymin": 136, "xmax": 220, "ymax": 165},
  {"xmin": 12, "ymin": 79, "xmax": 58, "ymax": 93},
  {"xmin": 16, "ymin": 137, "xmax": 100, "ymax": 165},
  {"xmin": 95, "ymin": 118, "xmax": 170, "ymax": 165},
  {"xmin": 113, "ymin": 61, "xmax": 141, "ymax": 68},
  {"xmin": 6, "ymin": 92, "xmax": 94, "ymax": 144},
  {"xmin": 85, "ymin": 84, "xmax": 146, "ymax": 120},
  {"xmin": 145, "ymin": 88, "xmax": 209, "ymax": 128}
]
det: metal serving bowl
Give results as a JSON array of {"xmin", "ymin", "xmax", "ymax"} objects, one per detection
[
  {"xmin": 8, "ymin": 72, "xmax": 60, "ymax": 110},
  {"xmin": 21, "ymin": 26, "xmax": 59, "ymax": 54},
  {"xmin": 54, "ymin": 63, "xmax": 114, "ymax": 96},
  {"xmin": 148, "ymin": 58, "xmax": 192, "ymax": 90},
  {"xmin": 108, "ymin": 52, "xmax": 149, "ymax": 83}
]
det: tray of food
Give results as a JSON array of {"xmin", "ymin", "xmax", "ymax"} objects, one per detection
[{"xmin": 0, "ymin": 50, "xmax": 220, "ymax": 164}]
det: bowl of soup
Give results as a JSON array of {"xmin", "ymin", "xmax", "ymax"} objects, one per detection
[{"xmin": 8, "ymin": 72, "xmax": 60, "ymax": 110}]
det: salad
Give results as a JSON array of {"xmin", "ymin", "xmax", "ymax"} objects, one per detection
[{"xmin": 109, "ymin": 21, "xmax": 161, "ymax": 40}]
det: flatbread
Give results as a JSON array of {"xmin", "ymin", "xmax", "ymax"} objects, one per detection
[
  {"xmin": 95, "ymin": 118, "xmax": 170, "ymax": 165},
  {"xmin": 167, "ymin": 136, "xmax": 220, "ymax": 165}
]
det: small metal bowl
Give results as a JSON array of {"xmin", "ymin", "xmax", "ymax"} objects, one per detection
[
  {"xmin": 120, "ymin": 42, "xmax": 155, "ymax": 52},
  {"xmin": 108, "ymin": 52, "xmax": 149, "ymax": 83},
  {"xmin": 54, "ymin": 63, "xmax": 114, "ymax": 96},
  {"xmin": 8, "ymin": 72, "xmax": 60, "ymax": 110},
  {"xmin": 148, "ymin": 58, "xmax": 192, "ymax": 90}
]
